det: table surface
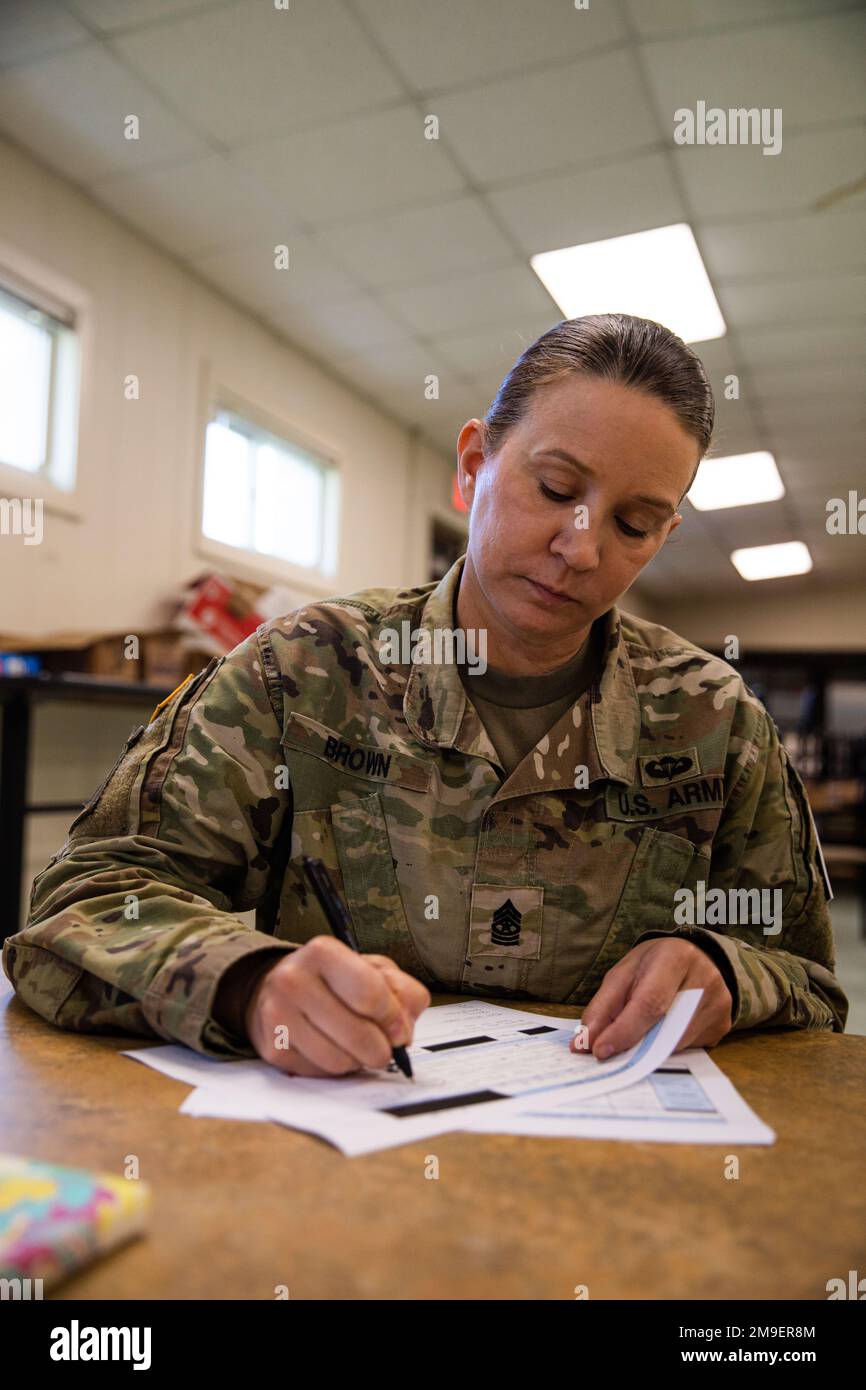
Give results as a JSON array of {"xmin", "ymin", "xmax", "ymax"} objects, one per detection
[{"xmin": 2, "ymin": 972, "xmax": 864, "ymax": 1301}]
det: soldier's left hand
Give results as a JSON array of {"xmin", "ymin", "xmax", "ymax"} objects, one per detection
[{"xmin": 572, "ymin": 937, "xmax": 733, "ymax": 1060}]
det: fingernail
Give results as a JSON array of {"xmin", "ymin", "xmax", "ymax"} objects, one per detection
[
  {"xmin": 596, "ymin": 1043, "xmax": 613, "ymax": 1059},
  {"xmin": 388, "ymin": 1018, "xmax": 407, "ymax": 1044}
]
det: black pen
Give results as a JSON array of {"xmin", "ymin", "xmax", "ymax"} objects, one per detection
[{"xmin": 302, "ymin": 856, "xmax": 414, "ymax": 1080}]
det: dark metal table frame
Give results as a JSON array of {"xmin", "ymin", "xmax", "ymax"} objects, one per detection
[{"xmin": 0, "ymin": 674, "xmax": 171, "ymax": 944}]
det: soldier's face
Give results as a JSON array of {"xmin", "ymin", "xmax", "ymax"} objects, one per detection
[{"xmin": 457, "ymin": 374, "xmax": 700, "ymax": 642}]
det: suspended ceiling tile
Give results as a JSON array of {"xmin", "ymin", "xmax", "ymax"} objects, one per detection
[
  {"xmin": 314, "ymin": 195, "xmax": 516, "ymax": 291},
  {"xmin": 70, "ymin": 1, "xmax": 228, "ymax": 32},
  {"xmin": 381, "ymin": 262, "xmax": 558, "ymax": 336},
  {"xmin": 89, "ymin": 153, "xmax": 294, "ymax": 257},
  {"xmin": 349, "ymin": 342, "xmax": 462, "ymax": 395},
  {"xmin": 718, "ymin": 269, "xmax": 866, "ymax": 327},
  {"xmin": 232, "ymin": 105, "xmax": 466, "ymax": 228},
  {"xmin": 701, "ymin": 207, "xmax": 866, "ymax": 282},
  {"xmin": 0, "ymin": 0, "xmax": 90, "ymax": 67},
  {"xmin": 672, "ymin": 126, "xmax": 866, "ymax": 221},
  {"xmin": 641, "ymin": 10, "xmax": 866, "ymax": 129},
  {"xmin": 354, "ymin": 0, "xmax": 625, "ymax": 90},
  {"xmin": 0, "ymin": 42, "xmax": 208, "ymax": 183},
  {"xmin": 112, "ymin": 0, "xmax": 405, "ymax": 146},
  {"xmin": 623, "ymin": 0, "xmax": 850, "ymax": 39},
  {"xmin": 197, "ymin": 232, "xmax": 363, "ymax": 316},
  {"xmin": 429, "ymin": 317, "xmax": 556, "ymax": 378},
  {"xmin": 264, "ymin": 293, "xmax": 414, "ymax": 365},
  {"xmin": 487, "ymin": 151, "xmax": 686, "ymax": 258},
  {"xmin": 738, "ymin": 319, "xmax": 866, "ymax": 368},
  {"xmin": 431, "ymin": 49, "xmax": 660, "ymax": 186}
]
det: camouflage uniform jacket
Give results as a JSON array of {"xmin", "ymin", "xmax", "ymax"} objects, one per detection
[{"xmin": 3, "ymin": 555, "xmax": 847, "ymax": 1057}]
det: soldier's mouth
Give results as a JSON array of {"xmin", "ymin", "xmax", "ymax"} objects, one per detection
[{"xmin": 523, "ymin": 577, "xmax": 575, "ymax": 605}]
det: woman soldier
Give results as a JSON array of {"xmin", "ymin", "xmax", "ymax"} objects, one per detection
[{"xmin": 4, "ymin": 315, "xmax": 847, "ymax": 1074}]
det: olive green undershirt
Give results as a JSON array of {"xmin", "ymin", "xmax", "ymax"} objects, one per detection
[{"xmin": 457, "ymin": 623, "xmax": 603, "ymax": 778}]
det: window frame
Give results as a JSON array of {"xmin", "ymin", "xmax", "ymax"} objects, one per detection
[
  {"xmin": 0, "ymin": 240, "xmax": 89, "ymax": 521},
  {"xmin": 194, "ymin": 375, "xmax": 342, "ymax": 595}
]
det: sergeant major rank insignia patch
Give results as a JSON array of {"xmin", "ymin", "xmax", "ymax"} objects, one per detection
[
  {"xmin": 468, "ymin": 885, "xmax": 542, "ymax": 963},
  {"xmin": 490, "ymin": 898, "xmax": 522, "ymax": 947}
]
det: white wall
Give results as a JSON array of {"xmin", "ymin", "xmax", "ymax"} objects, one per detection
[
  {"xmin": 644, "ymin": 581, "xmax": 866, "ymax": 653},
  {"xmin": 0, "ymin": 135, "xmax": 455, "ymax": 639}
]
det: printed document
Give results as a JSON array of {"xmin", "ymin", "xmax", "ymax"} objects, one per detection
[{"xmin": 122, "ymin": 989, "xmax": 773, "ymax": 1154}]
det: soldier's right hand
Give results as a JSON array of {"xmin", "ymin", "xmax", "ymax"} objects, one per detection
[{"xmin": 244, "ymin": 935, "xmax": 431, "ymax": 1076}]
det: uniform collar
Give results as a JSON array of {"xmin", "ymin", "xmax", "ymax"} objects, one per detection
[
  {"xmin": 403, "ymin": 553, "xmax": 641, "ymax": 787},
  {"xmin": 589, "ymin": 605, "xmax": 641, "ymax": 785},
  {"xmin": 403, "ymin": 553, "xmax": 475, "ymax": 748}
]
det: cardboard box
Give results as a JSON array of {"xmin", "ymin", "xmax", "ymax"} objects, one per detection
[
  {"xmin": 0, "ymin": 631, "xmax": 142, "ymax": 682},
  {"xmin": 140, "ymin": 632, "xmax": 190, "ymax": 687},
  {"xmin": 84, "ymin": 635, "xmax": 142, "ymax": 682},
  {"xmin": 178, "ymin": 574, "xmax": 264, "ymax": 652}
]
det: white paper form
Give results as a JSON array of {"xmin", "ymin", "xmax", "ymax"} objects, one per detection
[
  {"xmin": 200, "ymin": 991, "xmax": 702, "ymax": 1155},
  {"xmin": 410, "ymin": 999, "xmax": 571, "ymax": 1044},
  {"xmin": 461, "ymin": 1049, "xmax": 776, "ymax": 1145},
  {"xmin": 121, "ymin": 992, "xmax": 705, "ymax": 1156},
  {"xmin": 119, "ymin": 1000, "xmax": 562, "ymax": 1106},
  {"xmin": 166, "ymin": 1002, "xmax": 585, "ymax": 1141}
]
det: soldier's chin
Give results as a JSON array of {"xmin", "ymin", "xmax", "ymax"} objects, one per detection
[
  {"xmin": 511, "ymin": 591, "xmax": 590, "ymax": 634},
  {"xmin": 517, "ymin": 577, "xmax": 589, "ymax": 615}
]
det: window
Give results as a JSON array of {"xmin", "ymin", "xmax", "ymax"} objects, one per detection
[
  {"xmin": 202, "ymin": 405, "xmax": 338, "ymax": 576},
  {"xmin": 0, "ymin": 281, "xmax": 79, "ymax": 491}
]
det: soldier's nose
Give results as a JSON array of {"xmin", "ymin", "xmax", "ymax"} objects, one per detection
[{"xmin": 558, "ymin": 532, "xmax": 601, "ymax": 572}]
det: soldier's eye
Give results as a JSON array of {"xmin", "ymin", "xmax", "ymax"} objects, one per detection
[
  {"xmin": 539, "ymin": 482, "xmax": 572, "ymax": 502},
  {"xmin": 617, "ymin": 518, "xmax": 649, "ymax": 538}
]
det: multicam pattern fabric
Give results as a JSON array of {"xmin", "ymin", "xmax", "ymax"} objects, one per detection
[{"xmin": 3, "ymin": 555, "xmax": 847, "ymax": 1057}]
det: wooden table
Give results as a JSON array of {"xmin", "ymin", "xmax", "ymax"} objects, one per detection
[{"xmin": 2, "ymin": 973, "xmax": 864, "ymax": 1300}]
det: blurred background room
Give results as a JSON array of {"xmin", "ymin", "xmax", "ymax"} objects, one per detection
[{"xmin": 0, "ymin": 0, "xmax": 864, "ymax": 1022}]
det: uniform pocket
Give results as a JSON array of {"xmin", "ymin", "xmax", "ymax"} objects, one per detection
[
  {"xmin": 279, "ymin": 806, "xmax": 345, "ymax": 943},
  {"xmin": 331, "ymin": 791, "xmax": 433, "ymax": 981},
  {"xmin": 568, "ymin": 826, "xmax": 700, "ymax": 1001},
  {"xmin": 279, "ymin": 792, "xmax": 434, "ymax": 983}
]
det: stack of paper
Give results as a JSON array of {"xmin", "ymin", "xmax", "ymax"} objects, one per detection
[{"xmin": 122, "ymin": 991, "xmax": 774, "ymax": 1156}]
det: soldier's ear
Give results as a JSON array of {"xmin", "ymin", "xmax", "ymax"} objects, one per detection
[
  {"xmin": 455, "ymin": 418, "xmax": 485, "ymax": 505},
  {"xmin": 667, "ymin": 512, "xmax": 683, "ymax": 536}
]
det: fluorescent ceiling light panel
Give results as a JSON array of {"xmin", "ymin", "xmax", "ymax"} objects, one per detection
[
  {"xmin": 531, "ymin": 223, "xmax": 726, "ymax": 344},
  {"xmin": 731, "ymin": 541, "xmax": 812, "ymax": 581},
  {"xmin": 688, "ymin": 451, "xmax": 785, "ymax": 511}
]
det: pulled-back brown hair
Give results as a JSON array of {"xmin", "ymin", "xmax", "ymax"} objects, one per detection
[{"xmin": 482, "ymin": 315, "xmax": 715, "ymax": 470}]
